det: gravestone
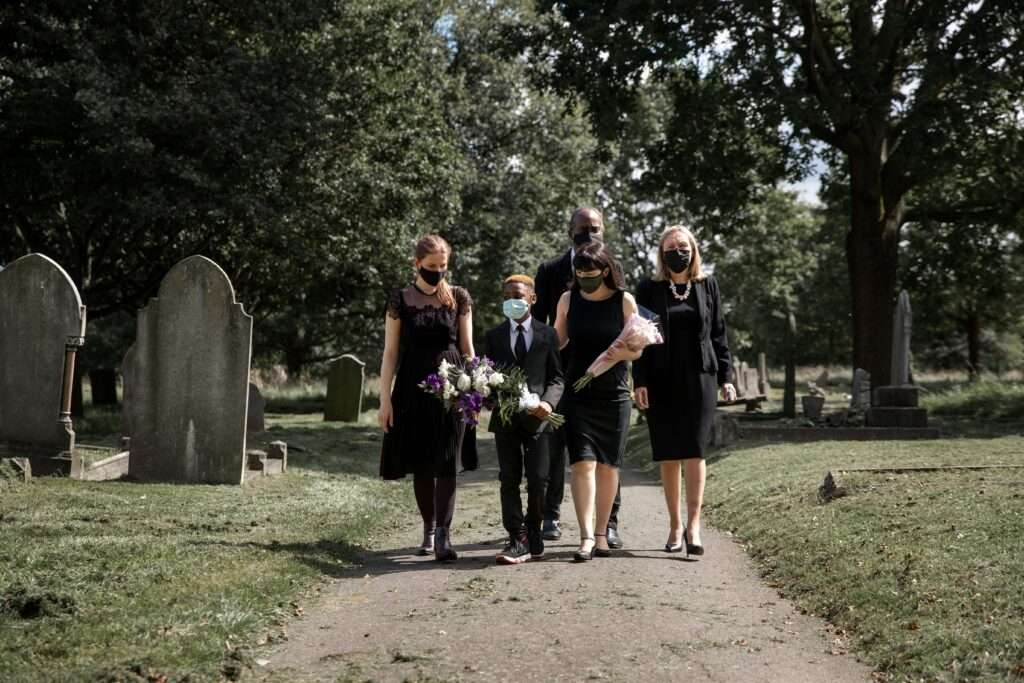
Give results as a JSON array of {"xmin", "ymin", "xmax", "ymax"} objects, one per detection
[
  {"xmin": 850, "ymin": 369, "xmax": 871, "ymax": 409},
  {"xmin": 247, "ymin": 383, "xmax": 266, "ymax": 433},
  {"xmin": 124, "ymin": 256, "xmax": 253, "ymax": 484},
  {"xmin": 325, "ymin": 355, "xmax": 365, "ymax": 422},
  {"xmin": 0, "ymin": 254, "xmax": 87, "ymax": 474},
  {"xmin": 867, "ymin": 291, "xmax": 933, "ymax": 431},
  {"xmin": 891, "ymin": 290, "xmax": 912, "ymax": 385},
  {"xmin": 742, "ymin": 366, "xmax": 761, "ymax": 398}
]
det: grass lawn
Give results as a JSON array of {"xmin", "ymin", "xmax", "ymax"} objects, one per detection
[
  {"xmin": 0, "ymin": 412, "xmax": 410, "ymax": 683},
  {"xmin": 626, "ymin": 382, "xmax": 1024, "ymax": 682}
]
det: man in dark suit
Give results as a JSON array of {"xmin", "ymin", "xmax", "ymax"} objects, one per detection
[
  {"xmin": 486, "ymin": 275, "xmax": 565, "ymax": 564},
  {"xmin": 533, "ymin": 207, "xmax": 624, "ymax": 549}
]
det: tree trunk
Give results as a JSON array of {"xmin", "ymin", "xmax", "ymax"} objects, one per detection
[
  {"xmin": 783, "ymin": 356, "xmax": 796, "ymax": 418},
  {"xmin": 847, "ymin": 146, "xmax": 901, "ymax": 393},
  {"xmin": 89, "ymin": 368, "xmax": 119, "ymax": 405},
  {"xmin": 965, "ymin": 312, "xmax": 981, "ymax": 380},
  {"xmin": 284, "ymin": 327, "xmax": 310, "ymax": 377},
  {"xmin": 783, "ymin": 311, "xmax": 797, "ymax": 418}
]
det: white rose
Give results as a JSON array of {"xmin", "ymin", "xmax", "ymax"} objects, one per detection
[
  {"xmin": 442, "ymin": 384, "xmax": 455, "ymax": 399},
  {"xmin": 457, "ymin": 374, "xmax": 472, "ymax": 392},
  {"xmin": 488, "ymin": 373, "xmax": 505, "ymax": 387},
  {"xmin": 473, "ymin": 374, "xmax": 488, "ymax": 392},
  {"xmin": 479, "ymin": 385, "xmax": 492, "ymax": 398},
  {"xmin": 518, "ymin": 388, "xmax": 540, "ymax": 411}
]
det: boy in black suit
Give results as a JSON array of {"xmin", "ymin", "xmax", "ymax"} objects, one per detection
[{"xmin": 485, "ymin": 275, "xmax": 564, "ymax": 564}]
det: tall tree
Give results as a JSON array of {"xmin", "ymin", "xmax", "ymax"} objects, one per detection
[
  {"xmin": 902, "ymin": 212, "xmax": 1024, "ymax": 378},
  {"xmin": 0, "ymin": 0, "xmax": 461, "ymax": 373},
  {"xmin": 440, "ymin": 0, "xmax": 604, "ymax": 337},
  {"xmin": 532, "ymin": 0, "xmax": 1024, "ymax": 385}
]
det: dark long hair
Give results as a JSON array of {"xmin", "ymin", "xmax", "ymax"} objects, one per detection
[{"xmin": 571, "ymin": 242, "xmax": 626, "ymax": 291}]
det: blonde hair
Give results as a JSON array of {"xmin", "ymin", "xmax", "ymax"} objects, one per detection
[
  {"xmin": 503, "ymin": 274, "xmax": 535, "ymax": 288},
  {"xmin": 415, "ymin": 234, "xmax": 455, "ymax": 309},
  {"xmin": 653, "ymin": 225, "xmax": 707, "ymax": 282}
]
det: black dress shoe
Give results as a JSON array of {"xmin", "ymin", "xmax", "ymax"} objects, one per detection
[
  {"xmin": 684, "ymin": 529, "xmax": 704, "ymax": 557},
  {"xmin": 606, "ymin": 526, "xmax": 623, "ymax": 549},
  {"xmin": 542, "ymin": 519, "xmax": 562, "ymax": 541},
  {"xmin": 434, "ymin": 527, "xmax": 458, "ymax": 562}
]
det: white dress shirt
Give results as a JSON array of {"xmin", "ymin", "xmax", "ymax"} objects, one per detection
[{"xmin": 510, "ymin": 315, "xmax": 534, "ymax": 358}]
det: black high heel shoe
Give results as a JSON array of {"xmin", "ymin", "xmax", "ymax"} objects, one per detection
[
  {"xmin": 665, "ymin": 529, "xmax": 684, "ymax": 553},
  {"xmin": 683, "ymin": 529, "xmax": 704, "ymax": 557},
  {"xmin": 593, "ymin": 533, "xmax": 612, "ymax": 558},
  {"xmin": 573, "ymin": 537, "xmax": 595, "ymax": 562}
]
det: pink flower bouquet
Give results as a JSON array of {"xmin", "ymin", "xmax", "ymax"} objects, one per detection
[{"xmin": 573, "ymin": 313, "xmax": 663, "ymax": 392}]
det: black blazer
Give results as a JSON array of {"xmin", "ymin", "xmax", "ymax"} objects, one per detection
[
  {"xmin": 532, "ymin": 249, "xmax": 574, "ymax": 326},
  {"xmin": 632, "ymin": 276, "xmax": 733, "ymax": 388},
  {"xmin": 484, "ymin": 319, "xmax": 565, "ymax": 434}
]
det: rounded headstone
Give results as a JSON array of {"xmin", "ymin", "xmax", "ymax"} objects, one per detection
[{"xmin": 325, "ymin": 355, "xmax": 365, "ymax": 422}]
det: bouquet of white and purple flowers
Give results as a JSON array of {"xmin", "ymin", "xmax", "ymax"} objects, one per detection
[
  {"xmin": 419, "ymin": 356, "xmax": 565, "ymax": 428},
  {"xmin": 491, "ymin": 366, "xmax": 566, "ymax": 429}
]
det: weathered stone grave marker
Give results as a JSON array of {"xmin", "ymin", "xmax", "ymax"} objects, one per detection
[
  {"xmin": 247, "ymin": 383, "xmax": 266, "ymax": 433},
  {"xmin": 850, "ymin": 368, "xmax": 871, "ymax": 409},
  {"xmin": 124, "ymin": 256, "xmax": 253, "ymax": 484},
  {"xmin": 0, "ymin": 254, "xmax": 86, "ymax": 474},
  {"xmin": 867, "ymin": 290, "xmax": 935, "ymax": 431},
  {"xmin": 325, "ymin": 355, "xmax": 365, "ymax": 422}
]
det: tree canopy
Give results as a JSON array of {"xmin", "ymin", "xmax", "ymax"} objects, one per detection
[{"xmin": 532, "ymin": 0, "xmax": 1024, "ymax": 385}]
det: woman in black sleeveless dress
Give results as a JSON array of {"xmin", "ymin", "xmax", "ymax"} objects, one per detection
[
  {"xmin": 379, "ymin": 235, "xmax": 474, "ymax": 562},
  {"xmin": 553, "ymin": 242, "xmax": 641, "ymax": 561},
  {"xmin": 634, "ymin": 226, "xmax": 735, "ymax": 557}
]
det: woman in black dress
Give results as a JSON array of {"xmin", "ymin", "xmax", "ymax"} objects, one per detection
[
  {"xmin": 634, "ymin": 226, "xmax": 735, "ymax": 558},
  {"xmin": 379, "ymin": 234, "xmax": 474, "ymax": 562},
  {"xmin": 553, "ymin": 242, "xmax": 641, "ymax": 561}
]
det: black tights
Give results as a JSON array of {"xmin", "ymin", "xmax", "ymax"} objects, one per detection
[{"xmin": 413, "ymin": 473, "xmax": 456, "ymax": 529}]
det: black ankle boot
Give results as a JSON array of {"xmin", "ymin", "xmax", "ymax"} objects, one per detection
[
  {"xmin": 418, "ymin": 524, "xmax": 435, "ymax": 556},
  {"xmin": 434, "ymin": 527, "xmax": 458, "ymax": 562}
]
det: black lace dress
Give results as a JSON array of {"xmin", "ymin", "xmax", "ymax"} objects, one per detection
[{"xmin": 380, "ymin": 285, "xmax": 472, "ymax": 480}]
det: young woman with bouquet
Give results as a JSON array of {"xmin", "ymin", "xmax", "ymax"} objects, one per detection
[
  {"xmin": 378, "ymin": 234, "xmax": 474, "ymax": 562},
  {"xmin": 553, "ymin": 242, "xmax": 656, "ymax": 561}
]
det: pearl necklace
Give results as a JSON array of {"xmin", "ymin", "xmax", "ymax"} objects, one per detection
[{"xmin": 668, "ymin": 278, "xmax": 692, "ymax": 302}]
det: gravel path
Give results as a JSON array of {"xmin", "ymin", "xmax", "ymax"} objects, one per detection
[{"xmin": 262, "ymin": 434, "xmax": 873, "ymax": 682}]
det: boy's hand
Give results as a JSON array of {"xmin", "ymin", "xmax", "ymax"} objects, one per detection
[{"xmin": 531, "ymin": 401, "xmax": 553, "ymax": 420}]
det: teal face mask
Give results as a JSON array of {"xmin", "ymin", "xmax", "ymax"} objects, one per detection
[{"xmin": 503, "ymin": 298, "xmax": 530, "ymax": 321}]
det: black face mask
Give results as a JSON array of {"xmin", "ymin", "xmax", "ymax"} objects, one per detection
[
  {"xmin": 419, "ymin": 267, "xmax": 445, "ymax": 287},
  {"xmin": 573, "ymin": 230, "xmax": 600, "ymax": 247},
  {"xmin": 664, "ymin": 250, "xmax": 692, "ymax": 274},
  {"xmin": 576, "ymin": 273, "xmax": 605, "ymax": 293}
]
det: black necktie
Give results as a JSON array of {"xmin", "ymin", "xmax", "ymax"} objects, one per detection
[{"xmin": 515, "ymin": 324, "xmax": 527, "ymax": 365}]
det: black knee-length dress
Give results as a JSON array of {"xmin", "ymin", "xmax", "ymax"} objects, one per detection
[
  {"xmin": 379, "ymin": 285, "xmax": 471, "ymax": 480},
  {"xmin": 565, "ymin": 289, "xmax": 632, "ymax": 467},
  {"xmin": 634, "ymin": 276, "xmax": 732, "ymax": 460}
]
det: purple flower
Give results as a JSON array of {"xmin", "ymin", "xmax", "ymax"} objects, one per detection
[{"xmin": 421, "ymin": 373, "xmax": 444, "ymax": 394}]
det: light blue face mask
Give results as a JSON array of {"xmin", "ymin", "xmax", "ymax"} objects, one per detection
[{"xmin": 503, "ymin": 298, "xmax": 530, "ymax": 321}]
